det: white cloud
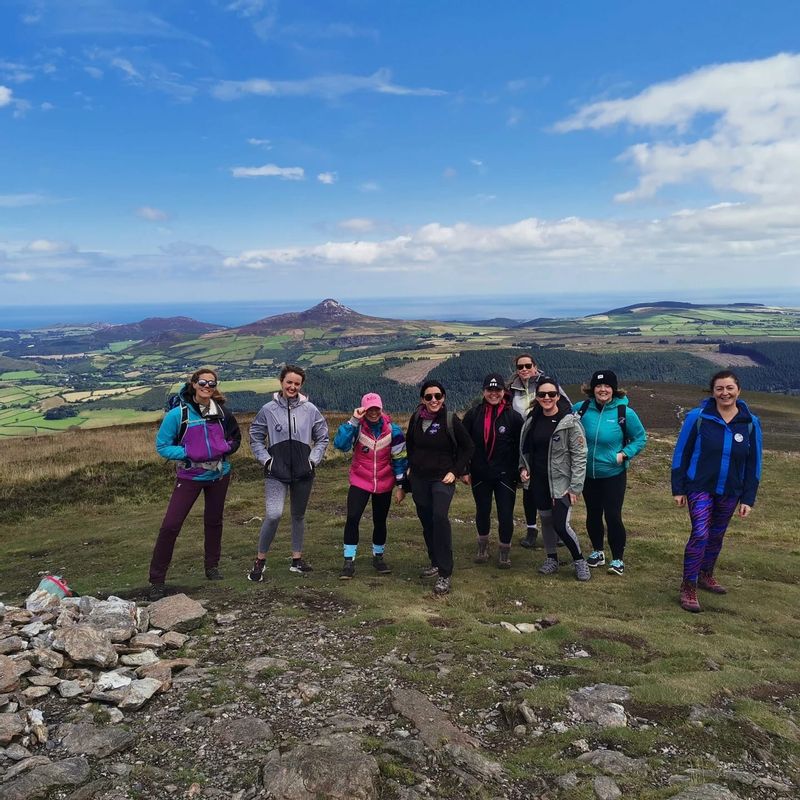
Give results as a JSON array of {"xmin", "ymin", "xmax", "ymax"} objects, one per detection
[
  {"xmin": 507, "ymin": 107, "xmax": 523, "ymax": 127},
  {"xmin": 212, "ymin": 69, "xmax": 445, "ymax": 101},
  {"xmin": 247, "ymin": 137, "xmax": 271, "ymax": 148},
  {"xmin": 231, "ymin": 163, "xmax": 305, "ymax": 180},
  {"xmin": 84, "ymin": 66, "xmax": 103, "ymax": 79},
  {"xmin": 221, "ymin": 202, "xmax": 800, "ymax": 290},
  {"xmin": 317, "ymin": 171, "xmax": 337, "ymax": 185},
  {"xmin": 3, "ymin": 271, "xmax": 33, "ymax": 282},
  {"xmin": 469, "ymin": 158, "xmax": 483, "ymax": 167},
  {"xmin": 338, "ymin": 218, "xmax": 375, "ymax": 233},
  {"xmin": 0, "ymin": 193, "xmax": 48, "ymax": 208},
  {"xmin": 0, "ymin": 61, "xmax": 34, "ymax": 84},
  {"xmin": 556, "ymin": 52, "xmax": 800, "ymax": 203},
  {"xmin": 136, "ymin": 206, "xmax": 170, "ymax": 222},
  {"xmin": 0, "ymin": 86, "xmax": 13, "ymax": 107},
  {"xmin": 359, "ymin": 181, "xmax": 380, "ymax": 193},
  {"xmin": 25, "ymin": 239, "xmax": 72, "ymax": 254},
  {"xmin": 110, "ymin": 57, "xmax": 142, "ymax": 80}
]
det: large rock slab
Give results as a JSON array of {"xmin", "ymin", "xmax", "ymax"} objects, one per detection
[
  {"xmin": 3, "ymin": 757, "xmax": 90, "ymax": 800},
  {"xmin": 391, "ymin": 687, "xmax": 479, "ymax": 749},
  {"xmin": 670, "ymin": 786, "xmax": 741, "ymax": 800},
  {"xmin": 117, "ymin": 677, "xmax": 162, "ymax": 710},
  {"xmin": 59, "ymin": 723, "xmax": 135, "ymax": 758},
  {"xmin": 216, "ymin": 716, "xmax": 274, "ymax": 744},
  {"xmin": 53, "ymin": 625, "xmax": 118, "ymax": 669},
  {"xmin": 569, "ymin": 685, "xmax": 630, "ymax": 728},
  {"xmin": 147, "ymin": 594, "xmax": 206, "ymax": 632},
  {"xmin": 261, "ymin": 733, "xmax": 379, "ymax": 800},
  {"xmin": 578, "ymin": 748, "xmax": 649, "ymax": 775},
  {"xmin": 0, "ymin": 654, "xmax": 22, "ymax": 692},
  {"xmin": 83, "ymin": 599, "xmax": 137, "ymax": 642},
  {"xmin": 0, "ymin": 712, "xmax": 26, "ymax": 744}
]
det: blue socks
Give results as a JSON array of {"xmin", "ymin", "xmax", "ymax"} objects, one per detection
[{"xmin": 344, "ymin": 544, "xmax": 357, "ymax": 559}]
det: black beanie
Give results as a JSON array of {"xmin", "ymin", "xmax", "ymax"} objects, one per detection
[{"xmin": 590, "ymin": 370, "xmax": 618, "ymax": 392}]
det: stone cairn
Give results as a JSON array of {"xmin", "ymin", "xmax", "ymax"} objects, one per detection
[{"xmin": 0, "ymin": 593, "xmax": 205, "ymax": 760}]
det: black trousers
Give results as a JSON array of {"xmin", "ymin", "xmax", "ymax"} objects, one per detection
[
  {"xmin": 471, "ymin": 476, "xmax": 517, "ymax": 545},
  {"xmin": 522, "ymin": 486, "xmax": 538, "ymax": 529},
  {"xmin": 582, "ymin": 471, "xmax": 627, "ymax": 560},
  {"xmin": 410, "ymin": 477, "xmax": 456, "ymax": 578},
  {"xmin": 343, "ymin": 485, "xmax": 392, "ymax": 546}
]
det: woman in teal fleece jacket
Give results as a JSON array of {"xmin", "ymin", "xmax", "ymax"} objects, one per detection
[{"xmin": 573, "ymin": 370, "xmax": 646, "ymax": 576}]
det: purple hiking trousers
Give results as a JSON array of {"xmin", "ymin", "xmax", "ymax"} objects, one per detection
[
  {"xmin": 149, "ymin": 473, "xmax": 230, "ymax": 584},
  {"xmin": 683, "ymin": 491, "xmax": 738, "ymax": 582}
]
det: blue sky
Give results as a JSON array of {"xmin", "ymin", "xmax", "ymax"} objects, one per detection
[{"xmin": 2, "ymin": 0, "xmax": 800, "ymax": 308}]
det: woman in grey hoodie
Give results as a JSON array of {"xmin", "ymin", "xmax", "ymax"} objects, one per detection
[{"xmin": 248, "ymin": 365, "xmax": 329, "ymax": 581}]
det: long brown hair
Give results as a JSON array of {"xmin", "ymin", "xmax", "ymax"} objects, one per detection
[{"xmin": 189, "ymin": 367, "xmax": 226, "ymax": 404}]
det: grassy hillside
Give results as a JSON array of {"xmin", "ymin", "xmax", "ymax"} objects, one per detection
[{"xmin": 1, "ymin": 415, "xmax": 799, "ymax": 793}]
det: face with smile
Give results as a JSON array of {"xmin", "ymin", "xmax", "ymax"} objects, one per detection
[
  {"xmin": 281, "ymin": 372, "xmax": 304, "ymax": 399},
  {"xmin": 192, "ymin": 372, "xmax": 217, "ymax": 404},
  {"xmin": 536, "ymin": 382, "xmax": 559, "ymax": 415},
  {"xmin": 593, "ymin": 383, "xmax": 613, "ymax": 405},
  {"xmin": 516, "ymin": 359, "xmax": 538, "ymax": 383},
  {"xmin": 483, "ymin": 388, "xmax": 503, "ymax": 406},
  {"xmin": 421, "ymin": 386, "xmax": 445, "ymax": 414},
  {"xmin": 365, "ymin": 406, "xmax": 382, "ymax": 423},
  {"xmin": 712, "ymin": 377, "xmax": 740, "ymax": 411}
]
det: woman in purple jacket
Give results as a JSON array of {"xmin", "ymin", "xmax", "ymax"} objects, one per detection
[
  {"xmin": 333, "ymin": 392, "xmax": 408, "ymax": 580},
  {"xmin": 149, "ymin": 368, "xmax": 241, "ymax": 601}
]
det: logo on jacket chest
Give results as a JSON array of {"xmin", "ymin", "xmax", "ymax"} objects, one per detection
[
  {"xmin": 274, "ymin": 424, "xmax": 283, "ymax": 432},
  {"xmin": 734, "ymin": 433, "xmax": 744, "ymax": 443},
  {"xmin": 427, "ymin": 423, "xmax": 441, "ymax": 435},
  {"xmin": 498, "ymin": 425, "xmax": 507, "ymax": 434},
  {"xmin": 361, "ymin": 445, "xmax": 371, "ymax": 453}
]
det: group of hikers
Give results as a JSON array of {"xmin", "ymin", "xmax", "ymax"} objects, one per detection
[{"xmin": 148, "ymin": 354, "xmax": 762, "ymax": 613}]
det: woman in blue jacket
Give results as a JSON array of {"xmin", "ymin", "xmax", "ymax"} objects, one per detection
[
  {"xmin": 574, "ymin": 370, "xmax": 647, "ymax": 576},
  {"xmin": 671, "ymin": 371, "xmax": 762, "ymax": 613},
  {"xmin": 149, "ymin": 368, "xmax": 241, "ymax": 601}
]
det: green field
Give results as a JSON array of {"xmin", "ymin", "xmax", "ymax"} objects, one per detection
[
  {"xmin": 0, "ymin": 420, "xmax": 798, "ymax": 796},
  {"xmin": 0, "ymin": 369, "xmax": 41, "ymax": 379}
]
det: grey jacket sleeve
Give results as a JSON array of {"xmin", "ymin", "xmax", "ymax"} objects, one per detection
[
  {"xmin": 309, "ymin": 406, "xmax": 330, "ymax": 466},
  {"xmin": 568, "ymin": 417, "xmax": 587, "ymax": 495},
  {"xmin": 249, "ymin": 406, "xmax": 272, "ymax": 466}
]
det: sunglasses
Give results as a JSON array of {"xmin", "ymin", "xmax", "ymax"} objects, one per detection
[
  {"xmin": 516, "ymin": 363, "xmax": 534, "ymax": 370},
  {"xmin": 423, "ymin": 392, "xmax": 443, "ymax": 401},
  {"xmin": 536, "ymin": 391, "xmax": 558, "ymax": 398},
  {"xmin": 195, "ymin": 379, "xmax": 218, "ymax": 388}
]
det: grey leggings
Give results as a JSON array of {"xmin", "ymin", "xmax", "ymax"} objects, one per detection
[
  {"xmin": 258, "ymin": 477, "xmax": 314, "ymax": 554},
  {"xmin": 539, "ymin": 504, "xmax": 582, "ymax": 561}
]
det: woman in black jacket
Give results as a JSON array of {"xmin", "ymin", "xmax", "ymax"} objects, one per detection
[
  {"xmin": 406, "ymin": 380, "xmax": 474, "ymax": 595},
  {"xmin": 461, "ymin": 373, "xmax": 524, "ymax": 568}
]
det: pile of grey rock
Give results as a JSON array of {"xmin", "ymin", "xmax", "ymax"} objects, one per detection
[{"xmin": 0, "ymin": 592, "xmax": 205, "ymax": 756}]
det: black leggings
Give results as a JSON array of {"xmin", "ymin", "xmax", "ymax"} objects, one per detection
[
  {"xmin": 582, "ymin": 472, "xmax": 627, "ymax": 560},
  {"xmin": 410, "ymin": 477, "xmax": 456, "ymax": 578},
  {"xmin": 533, "ymin": 477, "xmax": 582, "ymax": 561},
  {"xmin": 522, "ymin": 486, "xmax": 538, "ymax": 529},
  {"xmin": 471, "ymin": 477, "xmax": 517, "ymax": 545},
  {"xmin": 343, "ymin": 485, "xmax": 392, "ymax": 546}
]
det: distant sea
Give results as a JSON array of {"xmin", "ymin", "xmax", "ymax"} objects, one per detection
[{"xmin": 1, "ymin": 290, "xmax": 798, "ymax": 331}]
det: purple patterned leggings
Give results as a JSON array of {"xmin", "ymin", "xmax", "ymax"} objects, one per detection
[{"xmin": 683, "ymin": 491, "xmax": 738, "ymax": 582}]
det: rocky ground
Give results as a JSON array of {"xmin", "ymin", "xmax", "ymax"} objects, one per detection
[{"xmin": 1, "ymin": 587, "xmax": 797, "ymax": 800}]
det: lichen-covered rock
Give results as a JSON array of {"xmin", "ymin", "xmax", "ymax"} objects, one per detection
[
  {"xmin": 53, "ymin": 625, "xmax": 118, "ymax": 669},
  {"xmin": 147, "ymin": 594, "xmax": 207, "ymax": 632},
  {"xmin": 59, "ymin": 722, "xmax": 135, "ymax": 758},
  {"xmin": 3, "ymin": 756, "xmax": 90, "ymax": 800}
]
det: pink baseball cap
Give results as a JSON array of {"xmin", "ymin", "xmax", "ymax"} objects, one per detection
[{"xmin": 360, "ymin": 392, "xmax": 383, "ymax": 410}]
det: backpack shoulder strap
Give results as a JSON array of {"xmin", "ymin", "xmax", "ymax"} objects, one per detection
[
  {"xmin": 618, "ymin": 404, "xmax": 629, "ymax": 445},
  {"xmin": 446, "ymin": 412, "xmax": 457, "ymax": 450},
  {"xmin": 177, "ymin": 403, "xmax": 189, "ymax": 442},
  {"xmin": 577, "ymin": 399, "xmax": 590, "ymax": 417}
]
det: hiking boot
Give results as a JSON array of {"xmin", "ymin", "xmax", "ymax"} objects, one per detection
[
  {"xmin": 372, "ymin": 554, "xmax": 392, "ymax": 574},
  {"xmin": 433, "ymin": 576, "xmax": 451, "ymax": 595},
  {"xmin": 574, "ymin": 559, "xmax": 591, "ymax": 582},
  {"xmin": 339, "ymin": 558, "xmax": 355, "ymax": 580},
  {"xmin": 607, "ymin": 559, "xmax": 625, "ymax": 576},
  {"xmin": 538, "ymin": 557, "xmax": 559, "ymax": 575},
  {"xmin": 586, "ymin": 550, "xmax": 606, "ymax": 568},
  {"xmin": 680, "ymin": 580, "xmax": 702, "ymax": 613},
  {"xmin": 289, "ymin": 559, "xmax": 313, "ymax": 574},
  {"xmin": 419, "ymin": 565, "xmax": 439, "ymax": 578},
  {"xmin": 205, "ymin": 567, "xmax": 224, "ymax": 580},
  {"xmin": 247, "ymin": 558, "xmax": 265, "ymax": 583},
  {"xmin": 698, "ymin": 571, "xmax": 727, "ymax": 594},
  {"xmin": 149, "ymin": 583, "xmax": 166, "ymax": 602},
  {"xmin": 519, "ymin": 528, "xmax": 538, "ymax": 548},
  {"xmin": 497, "ymin": 547, "xmax": 511, "ymax": 569},
  {"xmin": 474, "ymin": 539, "xmax": 489, "ymax": 563}
]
